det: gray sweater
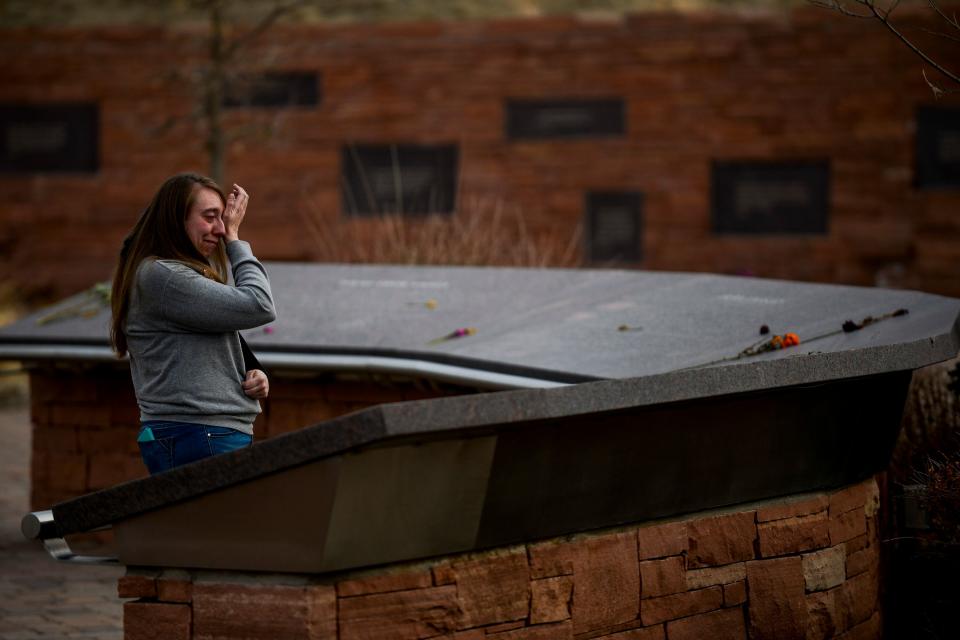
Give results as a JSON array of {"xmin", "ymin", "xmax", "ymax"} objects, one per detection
[{"xmin": 125, "ymin": 241, "xmax": 276, "ymax": 434}]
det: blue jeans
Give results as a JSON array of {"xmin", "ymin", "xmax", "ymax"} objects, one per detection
[{"xmin": 137, "ymin": 421, "xmax": 252, "ymax": 475}]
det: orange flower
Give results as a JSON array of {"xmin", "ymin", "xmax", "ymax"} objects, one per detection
[
  {"xmin": 783, "ymin": 332, "xmax": 800, "ymax": 347},
  {"xmin": 770, "ymin": 335, "xmax": 784, "ymax": 349}
]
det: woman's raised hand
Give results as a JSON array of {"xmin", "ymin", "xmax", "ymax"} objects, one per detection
[{"xmin": 223, "ymin": 184, "xmax": 249, "ymax": 242}]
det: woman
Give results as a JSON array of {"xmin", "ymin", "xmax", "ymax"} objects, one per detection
[{"xmin": 110, "ymin": 173, "xmax": 276, "ymax": 474}]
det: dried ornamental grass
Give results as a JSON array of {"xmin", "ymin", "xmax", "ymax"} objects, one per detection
[
  {"xmin": 299, "ymin": 194, "xmax": 582, "ymax": 268},
  {"xmin": 917, "ymin": 452, "xmax": 960, "ymax": 545},
  {"xmin": 893, "ymin": 356, "xmax": 960, "ymax": 478},
  {"xmin": 889, "ymin": 356, "xmax": 960, "ymax": 546}
]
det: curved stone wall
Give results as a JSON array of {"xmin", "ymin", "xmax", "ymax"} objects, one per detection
[{"xmin": 119, "ymin": 477, "xmax": 883, "ymax": 639}]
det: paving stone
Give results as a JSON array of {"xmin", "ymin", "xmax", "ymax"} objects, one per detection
[{"xmin": 0, "ymin": 406, "xmax": 123, "ymax": 640}]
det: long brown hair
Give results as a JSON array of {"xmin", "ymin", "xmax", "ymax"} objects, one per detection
[{"xmin": 111, "ymin": 173, "xmax": 229, "ymax": 356}]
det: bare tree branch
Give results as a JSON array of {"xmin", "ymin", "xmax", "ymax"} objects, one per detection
[
  {"xmin": 926, "ymin": 1, "xmax": 960, "ymax": 31},
  {"xmin": 173, "ymin": 0, "xmax": 309, "ymax": 183},
  {"xmin": 862, "ymin": 1, "xmax": 960, "ymax": 87},
  {"xmin": 223, "ymin": 0, "xmax": 308, "ymax": 62},
  {"xmin": 811, "ymin": 0, "xmax": 960, "ymax": 93},
  {"xmin": 204, "ymin": 0, "xmax": 227, "ymax": 183},
  {"xmin": 880, "ymin": 0, "xmax": 903, "ymax": 22},
  {"xmin": 922, "ymin": 67, "xmax": 958, "ymax": 97},
  {"xmin": 808, "ymin": 0, "xmax": 873, "ymax": 19},
  {"xmin": 916, "ymin": 27, "xmax": 960, "ymax": 43}
]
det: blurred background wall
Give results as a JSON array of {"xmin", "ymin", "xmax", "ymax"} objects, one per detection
[{"xmin": 1, "ymin": 0, "xmax": 958, "ymax": 305}]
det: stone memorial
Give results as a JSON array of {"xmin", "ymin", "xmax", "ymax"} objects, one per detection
[{"xmin": 4, "ymin": 264, "xmax": 958, "ymax": 639}]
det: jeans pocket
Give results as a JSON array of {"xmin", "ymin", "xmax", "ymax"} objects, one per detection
[{"xmin": 205, "ymin": 428, "xmax": 252, "ymax": 456}]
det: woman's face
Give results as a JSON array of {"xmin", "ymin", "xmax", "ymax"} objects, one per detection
[{"xmin": 184, "ymin": 187, "xmax": 226, "ymax": 257}]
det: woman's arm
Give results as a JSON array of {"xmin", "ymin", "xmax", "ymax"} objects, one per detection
[
  {"xmin": 135, "ymin": 183, "xmax": 275, "ymax": 333},
  {"xmin": 150, "ymin": 243, "xmax": 276, "ymax": 332}
]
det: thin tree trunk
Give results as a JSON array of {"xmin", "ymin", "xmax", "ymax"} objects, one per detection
[{"xmin": 206, "ymin": 0, "xmax": 226, "ymax": 185}]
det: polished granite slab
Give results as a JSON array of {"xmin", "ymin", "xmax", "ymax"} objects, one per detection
[{"xmin": 2, "ymin": 265, "xmax": 958, "ymax": 384}]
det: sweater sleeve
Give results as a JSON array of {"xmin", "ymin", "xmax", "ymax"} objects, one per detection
[{"xmin": 152, "ymin": 241, "xmax": 276, "ymax": 333}]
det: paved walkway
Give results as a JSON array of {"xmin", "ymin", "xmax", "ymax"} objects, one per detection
[{"xmin": 0, "ymin": 404, "xmax": 123, "ymax": 640}]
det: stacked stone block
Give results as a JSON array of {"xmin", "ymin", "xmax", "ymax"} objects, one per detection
[
  {"xmin": 29, "ymin": 366, "xmax": 142, "ymax": 508},
  {"xmin": 117, "ymin": 477, "xmax": 884, "ymax": 639}
]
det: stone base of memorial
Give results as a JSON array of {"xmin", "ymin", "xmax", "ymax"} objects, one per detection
[{"xmin": 117, "ymin": 477, "xmax": 882, "ymax": 640}]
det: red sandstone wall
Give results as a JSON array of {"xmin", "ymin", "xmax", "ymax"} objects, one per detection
[
  {"xmin": 118, "ymin": 477, "xmax": 883, "ymax": 639},
  {"xmin": 28, "ymin": 366, "xmax": 463, "ymax": 509},
  {"xmin": 1, "ymin": 9, "xmax": 959, "ymax": 302}
]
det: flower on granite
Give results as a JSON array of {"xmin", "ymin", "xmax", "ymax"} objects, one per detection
[
  {"xmin": 843, "ymin": 309, "xmax": 908, "ymax": 333},
  {"xmin": 428, "ymin": 327, "xmax": 477, "ymax": 345},
  {"xmin": 715, "ymin": 307, "xmax": 906, "ymax": 368}
]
